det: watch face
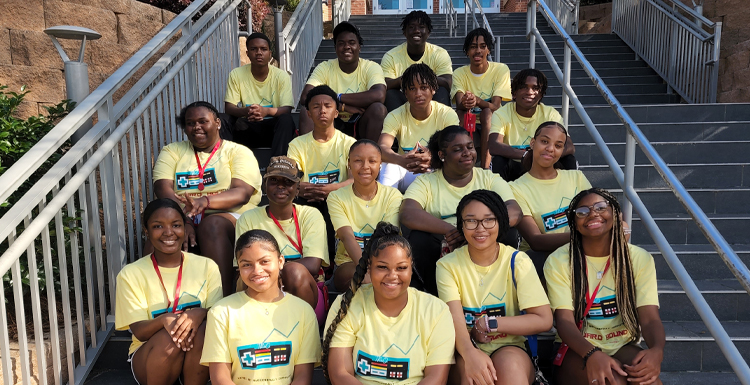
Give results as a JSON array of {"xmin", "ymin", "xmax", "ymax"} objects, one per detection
[{"xmin": 488, "ymin": 318, "xmax": 499, "ymax": 330}]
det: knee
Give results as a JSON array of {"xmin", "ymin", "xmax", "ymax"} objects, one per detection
[
  {"xmin": 480, "ymin": 107, "xmax": 493, "ymax": 120},
  {"xmin": 152, "ymin": 329, "xmax": 185, "ymax": 360},
  {"xmin": 365, "ymin": 102, "xmax": 387, "ymax": 119},
  {"xmin": 197, "ymin": 215, "xmax": 233, "ymax": 239},
  {"xmin": 281, "ymin": 262, "xmax": 314, "ymax": 290}
]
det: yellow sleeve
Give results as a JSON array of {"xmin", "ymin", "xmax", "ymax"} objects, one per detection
[
  {"xmin": 306, "ymin": 61, "xmax": 329, "ymax": 88},
  {"xmin": 329, "ymin": 297, "xmax": 358, "ymax": 348},
  {"xmin": 435, "ymin": 259, "xmax": 460, "ymax": 303},
  {"xmin": 445, "ymin": 108, "xmax": 460, "ymax": 126},
  {"xmin": 235, "ymin": 212, "xmax": 252, "ymax": 241},
  {"xmin": 381, "ymin": 50, "xmax": 398, "ymax": 79},
  {"xmin": 493, "ymin": 64, "xmax": 512, "ymax": 100},
  {"xmin": 403, "ymin": 174, "xmax": 430, "ymax": 210},
  {"xmin": 632, "ymin": 247, "xmax": 660, "ymax": 308},
  {"xmin": 287, "ymin": 138, "xmax": 304, "ymax": 173},
  {"xmin": 578, "ymin": 171, "xmax": 592, "ymax": 191},
  {"xmin": 152, "ymin": 143, "xmax": 180, "ymax": 182},
  {"xmin": 229, "ymin": 146, "xmax": 262, "ymax": 192},
  {"xmin": 489, "ymin": 109, "xmax": 508, "ymax": 136},
  {"xmin": 383, "ymin": 188, "xmax": 403, "ymax": 227},
  {"xmin": 513, "ymin": 252, "xmax": 550, "ymax": 310},
  {"xmin": 424, "ymin": 306, "xmax": 456, "ymax": 366},
  {"xmin": 114, "ymin": 269, "xmax": 148, "ymax": 330},
  {"xmin": 300, "ymin": 206, "xmax": 330, "ymax": 264},
  {"xmin": 297, "ymin": 304, "xmax": 323, "ymax": 365},
  {"xmin": 432, "ymin": 46, "xmax": 453, "ymax": 76},
  {"xmin": 510, "ymin": 183, "xmax": 532, "ymax": 217},
  {"xmin": 224, "ymin": 68, "xmax": 242, "ymax": 105},
  {"xmin": 327, "ymin": 191, "xmax": 350, "ymax": 231},
  {"xmin": 450, "ymin": 68, "xmax": 466, "ymax": 98},
  {"xmin": 279, "ymin": 70, "xmax": 294, "ymax": 107},
  {"xmin": 490, "ymin": 173, "xmax": 516, "ymax": 202},
  {"xmin": 381, "ymin": 110, "xmax": 401, "ymax": 138},
  {"xmin": 548, "ymin": 106, "xmax": 564, "ymax": 125},
  {"xmin": 365, "ymin": 61, "xmax": 386, "ymax": 89},
  {"xmin": 200, "ymin": 305, "xmax": 231, "ymax": 365},
  {"xmin": 204, "ymin": 261, "xmax": 224, "ymax": 308},
  {"xmin": 543, "ymin": 248, "xmax": 574, "ymax": 311}
]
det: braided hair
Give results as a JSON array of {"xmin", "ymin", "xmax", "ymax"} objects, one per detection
[
  {"xmin": 427, "ymin": 125, "xmax": 471, "ymax": 170},
  {"xmin": 321, "ymin": 222, "xmax": 412, "ymax": 383},
  {"xmin": 455, "ymin": 189, "xmax": 510, "ymax": 242},
  {"xmin": 235, "ymin": 229, "xmax": 283, "ymax": 292},
  {"xmin": 177, "ymin": 101, "xmax": 219, "ymax": 129},
  {"xmin": 566, "ymin": 188, "xmax": 640, "ymax": 343},
  {"xmin": 400, "ymin": 10, "xmax": 433, "ymax": 32},
  {"xmin": 525, "ymin": 121, "xmax": 569, "ymax": 171},
  {"xmin": 463, "ymin": 28, "xmax": 494, "ymax": 55},
  {"xmin": 401, "ymin": 63, "xmax": 439, "ymax": 94},
  {"xmin": 510, "ymin": 68, "xmax": 548, "ymax": 103}
]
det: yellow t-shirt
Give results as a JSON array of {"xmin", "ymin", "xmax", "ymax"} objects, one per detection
[
  {"xmin": 152, "ymin": 140, "xmax": 262, "ymax": 213},
  {"xmin": 115, "ymin": 252, "xmax": 223, "ymax": 355},
  {"xmin": 381, "ymin": 42, "xmax": 453, "ymax": 79},
  {"xmin": 403, "ymin": 168, "xmax": 516, "ymax": 226},
  {"xmin": 325, "ymin": 285, "xmax": 455, "ymax": 385},
  {"xmin": 200, "ymin": 292, "xmax": 322, "ymax": 385},
  {"xmin": 436, "ymin": 244, "xmax": 549, "ymax": 354},
  {"xmin": 327, "ymin": 183, "xmax": 403, "ymax": 266},
  {"xmin": 450, "ymin": 62, "xmax": 512, "ymax": 102},
  {"xmin": 287, "ymin": 130, "xmax": 357, "ymax": 184},
  {"xmin": 307, "ymin": 58, "xmax": 386, "ymax": 95},
  {"xmin": 382, "ymin": 101, "xmax": 459, "ymax": 153},
  {"xmin": 510, "ymin": 170, "xmax": 592, "ymax": 251},
  {"xmin": 224, "ymin": 64, "xmax": 294, "ymax": 108},
  {"xmin": 543, "ymin": 244, "xmax": 660, "ymax": 355},
  {"xmin": 489, "ymin": 102, "xmax": 564, "ymax": 148},
  {"xmin": 235, "ymin": 204, "xmax": 329, "ymax": 266}
]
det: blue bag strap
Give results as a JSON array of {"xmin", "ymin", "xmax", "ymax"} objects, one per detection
[{"xmin": 511, "ymin": 251, "xmax": 538, "ymax": 358}]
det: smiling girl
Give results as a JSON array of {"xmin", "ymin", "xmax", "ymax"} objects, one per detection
[{"xmin": 201, "ymin": 229, "xmax": 321, "ymax": 385}]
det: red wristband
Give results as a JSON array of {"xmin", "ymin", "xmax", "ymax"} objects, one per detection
[{"xmin": 204, "ymin": 195, "xmax": 210, "ymax": 209}]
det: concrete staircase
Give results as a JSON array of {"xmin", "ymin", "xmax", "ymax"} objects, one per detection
[{"xmin": 84, "ymin": 11, "xmax": 749, "ymax": 385}]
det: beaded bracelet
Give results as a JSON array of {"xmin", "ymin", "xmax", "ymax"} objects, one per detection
[
  {"xmin": 204, "ymin": 195, "xmax": 210, "ymax": 209},
  {"xmin": 582, "ymin": 346, "xmax": 602, "ymax": 369}
]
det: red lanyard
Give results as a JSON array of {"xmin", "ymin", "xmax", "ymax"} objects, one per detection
[
  {"xmin": 193, "ymin": 140, "xmax": 221, "ymax": 191},
  {"xmin": 151, "ymin": 254, "xmax": 184, "ymax": 314},
  {"xmin": 581, "ymin": 257, "xmax": 612, "ymax": 327},
  {"xmin": 269, "ymin": 206, "xmax": 303, "ymax": 257}
]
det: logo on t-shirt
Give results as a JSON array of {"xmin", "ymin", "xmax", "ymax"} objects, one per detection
[
  {"xmin": 279, "ymin": 244, "xmax": 302, "ymax": 261},
  {"xmin": 175, "ymin": 169, "xmax": 218, "ymax": 190},
  {"xmin": 542, "ymin": 207, "xmax": 568, "ymax": 232},
  {"xmin": 309, "ymin": 170, "xmax": 340, "ymax": 184},
  {"xmin": 463, "ymin": 292, "xmax": 507, "ymax": 326},
  {"xmin": 354, "ymin": 224, "xmax": 376, "ymax": 249},
  {"xmin": 588, "ymin": 292, "xmax": 619, "ymax": 319},
  {"xmin": 356, "ymin": 350, "xmax": 411, "ymax": 380},
  {"xmin": 238, "ymin": 341, "xmax": 292, "ymax": 369}
]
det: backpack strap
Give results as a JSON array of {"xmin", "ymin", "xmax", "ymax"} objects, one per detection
[{"xmin": 511, "ymin": 251, "xmax": 539, "ymax": 358}]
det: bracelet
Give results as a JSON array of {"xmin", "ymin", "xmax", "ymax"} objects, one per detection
[
  {"xmin": 337, "ymin": 93, "xmax": 342, "ymax": 103},
  {"xmin": 582, "ymin": 346, "xmax": 602, "ymax": 369},
  {"xmin": 204, "ymin": 195, "xmax": 210, "ymax": 209}
]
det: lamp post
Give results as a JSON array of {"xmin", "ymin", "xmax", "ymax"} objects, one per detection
[
  {"xmin": 271, "ymin": 0, "xmax": 288, "ymax": 70},
  {"xmin": 44, "ymin": 26, "xmax": 101, "ymax": 143}
]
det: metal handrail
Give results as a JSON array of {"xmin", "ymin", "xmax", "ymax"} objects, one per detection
[
  {"xmin": 443, "ymin": 0, "xmax": 458, "ymax": 37},
  {"xmin": 545, "ymin": 0, "xmax": 578, "ymax": 34},
  {"xmin": 464, "ymin": 0, "xmax": 500, "ymax": 62},
  {"xmin": 611, "ymin": 0, "xmax": 721, "ymax": 103},
  {"xmin": 529, "ymin": 0, "xmax": 750, "ymax": 382},
  {"xmin": 281, "ymin": 0, "xmax": 324, "ymax": 104},
  {"xmin": 333, "ymin": 0, "xmax": 352, "ymax": 29}
]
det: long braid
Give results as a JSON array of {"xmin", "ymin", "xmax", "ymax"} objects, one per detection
[
  {"xmin": 566, "ymin": 188, "xmax": 640, "ymax": 342},
  {"xmin": 400, "ymin": 63, "xmax": 439, "ymax": 94},
  {"xmin": 321, "ymin": 222, "xmax": 410, "ymax": 383}
]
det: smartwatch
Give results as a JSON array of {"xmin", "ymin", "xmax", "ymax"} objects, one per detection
[{"xmin": 484, "ymin": 315, "xmax": 499, "ymax": 333}]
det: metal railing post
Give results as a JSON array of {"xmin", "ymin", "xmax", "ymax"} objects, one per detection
[
  {"xmin": 528, "ymin": 1, "xmax": 537, "ymax": 68},
  {"xmin": 622, "ymin": 132, "xmax": 636, "ymax": 228},
  {"xmin": 562, "ymin": 44, "xmax": 571, "ymax": 128},
  {"xmin": 465, "ymin": 1, "xmax": 469, "ymax": 36},
  {"xmin": 710, "ymin": 21, "xmax": 722, "ymax": 103},
  {"xmin": 495, "ymin": 36, "xmax": 500, "ymax": 63}
]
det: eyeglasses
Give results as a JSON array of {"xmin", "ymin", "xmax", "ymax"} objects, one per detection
[
  {"xmin": 462, "ymin": 217, "xmax": 497, "ymax": 230},
  {"xmin": 572, "ymin": 201, "xmax": 611, "ymax": 218}
]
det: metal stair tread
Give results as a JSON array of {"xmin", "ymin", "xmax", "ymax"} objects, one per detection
[
  {"xmin": 640, "ymin": 244, "xmax": 750, "ymax": 254},
  {"xmin": 662, "ymin": 321, "xmax": 750, "ymax": 341},
  {"xmin": 657, "ymin": 279, "xmax": 746, "ymax": 294}
]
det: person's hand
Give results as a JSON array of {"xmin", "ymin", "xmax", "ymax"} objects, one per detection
[
  {"xmin": 404, "ymin": 143, "xmax": 431, "ymax": 173},
  {"xmin": 246, "ymin": 104, "xmax": 263, "ymax": 122},
  {"xmin": 343, "ymin": 104, "xmax": 365, "ymax": 115},
  {"xmin": 176, "ymin": 194, "xmax": 209, "ymax": 218},
  {"xmin": 586, "ymin": 350, "xmax": 627, "ymax": 385},
  {"xmin": 462, "ymin": 92, "xmax": 477, "ymax": 110},
  {"xmin": 471, "ymin": 316, "xmax": 492, "ymax": 344},
  {"xmin": 299, "ymin": 182, "xmax": 327, "ymax": 202},
  {"xmin": 171, "ymin": 310, "xmax": 204, "ymax": 351},
  {"xmin": 444, "ymin": 227, "xmax": 465, "ymax": 251},
  {"xmin": 161, "ymin": 312, "xmax": 180, "ymax": 335},
  {"xmin": 462, "ymin": 348, "xmax": 497, "ymax": 385},
  {"xmin": 624, "ymin": 348, "xmax": 662, "ymax": 384},
  {"xmin": 183, "ymin": 222, "xmax": 197, "ymax": 251}
]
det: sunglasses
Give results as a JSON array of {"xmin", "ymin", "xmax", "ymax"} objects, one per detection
[
  {"xmin": 572, "ymin": 201, "xmax": 610, "ymax": 218},
  {"xmin": 462, "ymin": 217, "xmax": 497, "ymax": 230}
]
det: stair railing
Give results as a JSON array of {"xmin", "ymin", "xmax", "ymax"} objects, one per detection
[
  {"xmin": 281, "ymin": 0, "xmax": 324, "ymax": 104},
  {"xmin": 333, "ymin": 0, "xmax": 352, "ymax": 29},
  {"xmin": 612, "ymin": 0, "xmax": 721, "ymax": 103},
  {"xmin": 545, "ymin": 0, "xmax": 578, "ymax": 34},
  {"xmin": 0, "ymin": 1, "xmax": 243, "ymax": 384},
  {"xmin": 528, "ymin": 1, "xmax": 750, "ymax": 382},
  {"xmin": 443, "ymin": 0, "xmax": 458, "ymax": 37},
  {"xmin": 464, "ymin": 0, "xmax": 501, "ymax": 62}
]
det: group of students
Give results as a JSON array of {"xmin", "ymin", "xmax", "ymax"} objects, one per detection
[{"xmin": 113, "ymin": 10, "xmax": 667, "ymax": 385}]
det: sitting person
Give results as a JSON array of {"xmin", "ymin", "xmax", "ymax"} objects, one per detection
[
  {"xmin": 436, "ymin": 190, "xmax": 552, "ymax": 385},
  {"xmin": 327, "ymin": 139, "xmax": 403, "ymax": 292},
  {"xmin": 378, "ymin": 64, "xmax": 459, "ymax": 192},
  {"xmin": 298, "ymin": 21, "xmax": 387, "ymax": 142},
  {"xmin": 510, "ymin": 122, "xmax": 591, "ymax": 280},
  {"xmin": 153, "ymin": 101, "xmax": 262, "ymax": 297},
  {"xmin": 323, "ymin": 222, "xmax": 455, "ymax": 385},
  {"xmin": 488, "ymin": 69, "xmax": 576, "ymax": 181},
  {"xmin": 452, "ymin": 28, "xmax": 512, "ymax": 169},
  {"xmin": 288, "ymin": 85, "xmax": 356, "ymax": 257},
  {"xmin": 381, "ymin": 10, "xmax": 453, "ymax": 111},
  {"xmin": 115, "ymin": 198, "xmax": 223, "ymax": 385},
  {"xmin": 544, "ymin": 188, "xmax": 664, "ymax": 385},
  {"xmin": 222, "ymin": 32, "xmax": 296, "ymax": 157},
  {"xmin": 202, "ymin": 229, "xmax": 321, "ymax": 385},
  {"xmin": 235, "ymin": 156, "xmax": 328, "ymax": 322},
  {"xmin": 399, "ymin": 126, "xmax": 522, "ymax": 295}
]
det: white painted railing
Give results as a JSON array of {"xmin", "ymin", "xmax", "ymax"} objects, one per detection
[
  {"xmin": 612, "ymin": 0, "xmax": 721, "ymax": 103},
  {"xmin": 546, "ymin": 0, "xmax": 578, "ymax": 35},
  {"xmin": 333, "ymin": 0, "xmax": 352, "ymax": 28},
  {"xmin": 281, "ymin": 0, "xmax": 324, "ymax": 105},
  {"xmin": 0, "ymin": 1, "xmax": 242, "ymax": 384}
]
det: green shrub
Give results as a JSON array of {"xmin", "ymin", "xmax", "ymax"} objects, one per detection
[{"xmin": 284, "ymin": 0, "xmax": 300, "ymax": 13}]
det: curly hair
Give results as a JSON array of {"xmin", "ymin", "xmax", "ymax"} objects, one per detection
[
  {"xmin": 401, "ymin": 10, "xmax": 433, "ymax": 32},
  {"xmin": 463, "ymin": 27, "xmax": 494, "ymax": 55},
  {"xmin": 401, "ymin": 63, "xmax": 439, "ymax": 93},
  {"xmin": 510, "ymin": 68, "xmax": 548, "ymax": 103}
]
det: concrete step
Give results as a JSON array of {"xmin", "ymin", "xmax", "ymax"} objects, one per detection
[
  {"xmin": 569, "ymin": 122, "xmax": 750, "ymax": 143},
  {"xmin": 657, "ymin": 279, "xmax": 748, "ymax": 322},
  {"xmin": 575, "ymin": 141, "xmax": 750, "ymax": 166},
  {"xmin": 319, "ymin": 41, "xmax": 634, "ymax": 54},
  {"xmin": 628, "ymin": 213, "xmax": 749, "ymax": 245},
  {"xmin": 582, "ymin": 163, "xmax": 750, "ymax": 189},
  {"xmin": 608, "ymin": 188, "xmax": 750, "ymax": 215},
  {"xmin": 660, "ymin": 320, "xmax": 750, "ymax": 372},
  {"xmin": 660, "ymin": 372, "xmax": 741, "ymax": 385},
  {"xmin": 645, "ymin": 244, "xmax": 750, "ymax": 281},
  {"xmin": 569, "ymin": 104, "xmax": 750, "ymax": 125}
]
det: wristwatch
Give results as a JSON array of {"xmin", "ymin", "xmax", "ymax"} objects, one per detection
[{"xmin": 484, "ymin": 315, "xmax": 499, "ymax": 333}]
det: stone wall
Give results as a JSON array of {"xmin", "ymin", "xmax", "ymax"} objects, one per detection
[{"xmin": 0, "ymin": 0, "xmax": 176, "ymax": 119}]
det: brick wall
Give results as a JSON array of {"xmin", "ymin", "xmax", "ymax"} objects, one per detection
[
  {"xmin": 502, "ymin": 0, "xmax": 527, "ymax": 13},
  {"xmin": 352, "ymin": 0, "xmax": 368, "ymax": 15}
]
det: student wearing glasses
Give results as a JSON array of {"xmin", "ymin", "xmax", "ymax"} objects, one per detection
[
  {"xmin": 544, "ymin": 188, "xmax": 664, "ymax": 385},
  {"xmin": 437, "ymin": 190, "xmax": 552, "ymax": 385}
]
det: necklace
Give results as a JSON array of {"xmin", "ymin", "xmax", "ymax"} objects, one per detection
[
  {"xmin": 589, "ymin": 257, "xmax": 610, "ymax": 279},
  {"xmin": 472, "ymin": 244, "xmax": 500, "ymax": 286},
  {"xmin": 352, "ymin": 184, "xmax": 377, "ymax": 208}
]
